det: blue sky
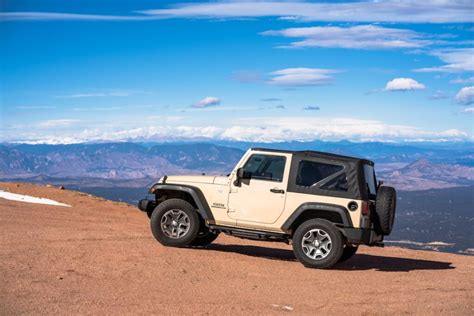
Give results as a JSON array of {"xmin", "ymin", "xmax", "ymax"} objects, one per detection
[{"xmin": 0, "ymin": 0, "xmax": 473, "ymax": 144}]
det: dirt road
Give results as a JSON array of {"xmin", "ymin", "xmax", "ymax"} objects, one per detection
[{"xmin": 1, "ymin": 182, "xmax": 472, "ymax": 315}]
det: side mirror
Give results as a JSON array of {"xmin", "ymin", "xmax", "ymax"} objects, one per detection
[
  {"xmin": 234, "ymin": 167, "xmax": 251, "ymax": 186},
  {"xmin": 237, "ymin": 167, "xmax": 251, "ymax": 180}
]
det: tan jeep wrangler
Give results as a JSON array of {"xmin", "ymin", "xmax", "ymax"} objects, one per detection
[{"xmin": 138, "ymin": 148, "xmax": 396, "ymax": 269}]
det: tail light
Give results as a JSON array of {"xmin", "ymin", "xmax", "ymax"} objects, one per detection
[{"xmin": 361, "ymin": 201, "xmax": 370, "ymax": 216}]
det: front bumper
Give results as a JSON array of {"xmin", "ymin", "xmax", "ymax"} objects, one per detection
[
  {"xmin": 343, "ymin": 227, "xmax": 383, "ymax": 246},
  {"xmin": 137, "ymin": 199, "xmax": 156, "ymax": 213}
]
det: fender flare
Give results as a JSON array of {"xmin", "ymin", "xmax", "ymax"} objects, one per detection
[
  {"xmin": 152, "ymin": 184, "xmax": 214, "ymax": 222},
  {"xmin": 281, "ymin": 202, "xmax": 352, "ymax": 233}
]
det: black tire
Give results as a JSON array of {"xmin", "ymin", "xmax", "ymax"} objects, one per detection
[
  {"xmin": 374, "ymin": 186, "xmax": 397, "ymax": 235},
  {"xmin": 338, "ymin": 245, "xmax": 358, "ymax": 263},
  {"xmin": 150, "ymin": 198, "xmax": 200, "ymax": 247},
  {"xmin": 190, "ymin": 230, "xmax": 220, "ymax": 247},
  {"xmin": 292, "ymin": 219, "xmax": 344, "ymax": 269},
  {"xmin": 190, "ymin": 215, "xmax": 220, "ymax": 246}
]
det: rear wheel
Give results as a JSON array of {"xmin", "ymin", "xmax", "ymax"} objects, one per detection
[
  {"xmin": 150, "ymin": 199, "xmax": 199, "ymax": 247},
  {"xmin": 338, "ymin": 245, "xmax": 358, "ymax": 263},
  {"xmin": 292, "ymin": 219, "xmax": 343, "ymax": 269}
]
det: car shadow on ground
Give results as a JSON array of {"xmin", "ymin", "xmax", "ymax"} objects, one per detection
[
  {"xmin": 199, "ymin": 244, "xmax": 454, "ymax": 272},
  {"xmin": 335, "ymin": 254, "xmax": 454, "ymax": 272}
]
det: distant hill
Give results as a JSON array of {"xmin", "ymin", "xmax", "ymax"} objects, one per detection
[
  {"xmin": 387, "ymin": 186, "xmax": 474, "ymax": 254},
  {"xmin": 0, "ymin": 142, "xmax": 244, "ymax": 181},
  {"xmin": 379, "ymin": 159, "xmax": 474, "ymax": 190},
  {"xmin": 147, "ymin": 143, "xmax": 243, "ymax": 170},
  {"xmin": 1, "ymin": 141, "xmax": 474, "ymax": 191},
  {"xmin": 212, "ymin": 140, "xmax": 474, "ymax": 165}
]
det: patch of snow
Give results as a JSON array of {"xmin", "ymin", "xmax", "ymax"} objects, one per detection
[
  {"xmin": 458, "ymin": 248, "xmax": 474, "ymax": 255},
  {"xmin": 385, "ymin": 240, "xmax": 454, "ymax": 247},
  {"xmin": 0, "ymin": 190, "xmax": 71, "ymax": 207},
  {"xmin": 271, "ymin": 304, "xmax": 294, "ymax": 311},
  {"xmin": 426, "ymin": 241, "xmax": 454, "ymax": 246}
]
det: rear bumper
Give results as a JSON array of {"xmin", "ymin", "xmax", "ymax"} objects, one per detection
[
  {"xmin": 137, "ymin": 199, "xmax": 156, "ymax": 213},
  {"xmin": 343, "ymin": 227, "xmax": 383, "ymax": 246}
]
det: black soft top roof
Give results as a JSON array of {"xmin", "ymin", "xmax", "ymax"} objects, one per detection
[{"xmin": 251, "ymin": 147, "xmax": 374, "ymax": 166}]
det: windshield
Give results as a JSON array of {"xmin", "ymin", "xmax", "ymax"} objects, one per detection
[{"xmin": 363, "ymin": 164, "xmax": 377, "ymax": 199}]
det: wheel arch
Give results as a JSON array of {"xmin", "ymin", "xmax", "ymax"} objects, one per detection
[
  {"xmin": 152, "ymin": 184, "xmax": 214, "ymax": 222},
  {"xmin": 281, "ymin": 202, "xmax": 352, "ymax": 234}
]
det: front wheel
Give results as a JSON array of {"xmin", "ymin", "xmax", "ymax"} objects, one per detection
[
  {"xmin": 190, "ymin": 230, "xmax": 220, "ymax": 247},
  {"xmin": 150, "ymin": 199, "xmax": 200, "ymax": 247},
  {"xmin": 292, "ymin": 219, "xmax": 344, "ymax": 269}
]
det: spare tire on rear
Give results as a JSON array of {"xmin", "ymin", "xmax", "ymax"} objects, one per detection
[{"xmin": 374, "ymin": 186, "xmax": 396, "ymax": 235}]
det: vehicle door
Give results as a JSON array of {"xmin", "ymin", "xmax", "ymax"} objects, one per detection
[{"xmin": 228, "ymin": 152, "xmax": 289, "ymax": 226}]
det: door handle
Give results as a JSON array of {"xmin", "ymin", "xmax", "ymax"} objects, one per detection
[{"xmin": 270, "ymin": 188, "xmax": 285, "ymax": 194}]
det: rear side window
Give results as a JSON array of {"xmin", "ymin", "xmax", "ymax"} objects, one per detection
[
  {"xmin": 320, "ymin": 173, "xmax": 348, "ymax": 192},
  {"xmin": 364, "ymin": 164, "xmax": 377, "ymax": 197},
  {"xmin": 296, "ymin": 160, "xmax": 343, "ymax": 187},
  {"xmin": 243, "ymin": 154, "xmax": 286, "ymax": 182}
]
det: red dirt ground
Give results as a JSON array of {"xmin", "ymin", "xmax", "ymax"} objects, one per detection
[{"xmin": 1, "ymin": 182, "xmax": 473, "ymax": 315}]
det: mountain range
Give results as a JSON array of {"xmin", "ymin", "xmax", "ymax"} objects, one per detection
[
  {"xmin": 0, "ymin": 143, "xmax": 242, "ymax": 182},
  {"xmin": 1, "ymin": 141, "xmax": 473, "ymax": 191},
  {"xmin": 378, "ymin": 159, "xmax": 474, "ymax": 191}
]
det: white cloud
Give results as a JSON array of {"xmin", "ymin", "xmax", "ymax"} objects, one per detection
[
  {"xmin": 71, "ymin": 104, "xmax": 155, "ymax": 112},
  {"xmin": 0, "ymin": 12, "xmax": 149, "ymax": 21},
  {"xmin": 428, "ymin": 90, "xmax": 449, "ymax": 100},
  {"xmin": 261, "ymin": 98, "xmax": 282, "ymax": 102},
  {"xmin": 4, "ymin": 1, "xmax": 471, "ymax": 23},
  {"xmin": 261, "ymin": 25, "xmax": 430, "ymax": 49},
  {"xmin": 220, "ymin": 117, "xmax": 470, "ymax": 142},
  {"xmin": 38, "ymin": 119, "xmax": 80, "ymax": 128},
  {"xmin": 138, "ymin": 1, "xmax": 473, "ymax": 23},
  {"xmin": 57, "ymin": 93, "xmax": 111, "ymax": 98},
  {"xmin": 5, "ymin": 117, "xmax": 471, "ymax": 144},
  {"xmin": 268, "ymin": 68, "xmax": 338, "ymax": 87},
  {"xmin": 414, "ymin": 48, "xmax": 474, "ymax": 73},
  {"xmin": 450, "ymin": 76, "xmax": 474, "ymax": 84},
  {"xmin": 192, "ymin": 96, "xmax": 221, "ymax": 108},
  {"xmin": 303, "ymin": 106, "xmax": 320, "ymax": 111},
  {"xmin": 55, "ymin": 90, "xmax": 139, "ymax": 98},
  {"xmin": 462, "ymin": 107, "xmax": 474, "ymax": 113},
  {"xmin": 17, "ymin": 105, "xmax": 56, "ymax": 110},
  {"xmin": 385, "ymin": 78, "xmax": 426, "ymax": 91},
  {"xmin": 455, "ymin": 86, "xmax": 474, "ymax": 105},
  {"xmin": 145, "ymin": 115, "xmax": 184, "ymax": 122}
]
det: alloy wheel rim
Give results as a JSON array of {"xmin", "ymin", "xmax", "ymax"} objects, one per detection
[
  {"xmin": 301, "ymin": 228, "xmax": 332, "ymax": 260},
  {"xmin": 160, "ymin": 209, "xmax": 190, "ymax": 239}
]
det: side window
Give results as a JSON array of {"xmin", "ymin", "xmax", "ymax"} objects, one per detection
[
  {"xmin": 243, "ymin": 154, "xmax": 286, "ymax": 182},
  {"xmin": 364, "ymin": 164, "xmax": 377, "ymax": 197},
  {"xmin": 320, "ymin": 173, "xmax": 348, "ymax": 192},
  {"xmin": 296, "ymin": 160, "xmax": 343, "ymax": 187}
]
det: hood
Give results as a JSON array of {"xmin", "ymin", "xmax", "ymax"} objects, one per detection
[{"xmin": 164, "ymin": 175, "xmax": 217, "ymax": 185}]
